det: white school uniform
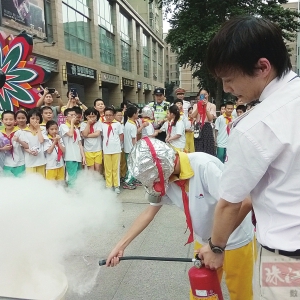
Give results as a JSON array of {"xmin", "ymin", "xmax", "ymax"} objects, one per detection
[
  {"xmin": 155, "ymin": 152, "xmax": 254, "ymax": 250},
  {"xmin": 214, "ymin": 115, "xmax": 229, "ymax": 148},
  {"xmin": 59, "ymin": 124, "xmax": 82, "ymax": 162},
  {"xmin": 161, "ymin": 119, "xmax": 186, "ymax": 150},
  {"xmin": 123, "ymin": 120, "xmax": 137, "ymax": 154},
  {"xmin": 141, "ymin": 122, "xmax": 155, "ymax": 138},
  {"xmin": 101, "ymin": 121, "xmax": 123, "ymax": 154},
  {"xmin": 20, "ymin": 129, "xmax": 46, "ymax": 167},
  {"xmin": 43, "ymin": 136, "xmax": 65, "ymax": 170},
  {"xmin": 80, "ymin": 121, "xmax": 102, "ymax": 152},
  {"xmin": 1, "ymin": 129, "xmax": 25, "ymax": 167}
]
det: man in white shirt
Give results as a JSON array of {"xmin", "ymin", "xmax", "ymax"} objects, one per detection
[
  {"xmin": 105, "ymin": 138, "xmax": 254, "ymax": 300},
  {"xmin": 199, "ymin": 16, "xmax": 300, "ymax": 300}
]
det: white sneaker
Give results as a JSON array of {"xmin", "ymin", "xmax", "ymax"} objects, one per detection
[{"xmin": 114, "ymin": 187, "xmax": 121, "ymax": 194}]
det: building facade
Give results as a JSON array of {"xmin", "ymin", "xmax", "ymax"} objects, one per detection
[
  {"xmin": 164, "ymin": 33, "xmax": 199, "ymax": 100},
  {"xmin": 0, "ymin": 0, "xmax": 165, "ymax": 108}
]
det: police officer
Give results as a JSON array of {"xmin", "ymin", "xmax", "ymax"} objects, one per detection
[{"xmin": 148, "ymin": 87, "xmax": 170, "ymax": 142}]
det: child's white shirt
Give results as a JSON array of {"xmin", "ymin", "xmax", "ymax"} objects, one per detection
[
  {"xmin": 80, "ymin": 121, "xmax": 102, "ymax": 152},
  {"xmin": 43, "ymin": 136, "xmax": 65, "ymax": 169},
  {"xmin": 2, "ymin": 129, "xmax": 25, "ymax": 167},
  {"xmin": 59, "ymin": 124, "xmax": 82, "ymax": 162},
  {"xmin": 141, "ymin": 121, "xmax": 155, "ymax": 138},
  {"xmin": 102, "ymin": 121, "xmax": 123, "ymax": 154},
  {"xmin": 161, "ymin": 119, "xmax": 186, "ymax": 149},
  {"xmin": 20, "ymin": 130, "xmax": 46, "ymax": 167},
  {"xmin": 123, "ymin": 121, "xmax": 137, "ymax": 154}
]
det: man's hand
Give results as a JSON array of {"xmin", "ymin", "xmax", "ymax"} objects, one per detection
[
  {"xmin": 198, "ymin": 244, "xmax": 224, "ymax": 270},
  {"xmin": 106, "ymin": 248, "xmax": 124, "ymax": 267}
]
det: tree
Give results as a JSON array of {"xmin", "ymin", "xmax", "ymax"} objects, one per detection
[
  {"xmin": 155, "ymin": 0, "xmax": 300, "ymax": 106},
  {"xmin": 165, "ymin": 81, "xmax": 175, "ymax": 103}
]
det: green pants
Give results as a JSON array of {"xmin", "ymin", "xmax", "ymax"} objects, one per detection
[
  {"xmin": 216, "ymin": 147, "xmax": 227, "ymax": 163},
  {"xmin": 124, "ymin": 153, "xmax": 135, "ymax": 184},
  {"xmin": 65, "ymin": 161, "xmax": 81, "ymax": 187},
  {"xmin": 3, "ymin": 165, "xmax": 25, "ymax": 177}
]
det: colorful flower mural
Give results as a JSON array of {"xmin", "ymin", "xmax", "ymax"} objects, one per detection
[{"xmin": 0, "ymin": 31, "xmax": 50, "ymax": 111}]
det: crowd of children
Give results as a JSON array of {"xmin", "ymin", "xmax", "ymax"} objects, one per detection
[{"xmin": 0, "ymin": 86, "xmax": 250, "ymax": 191}]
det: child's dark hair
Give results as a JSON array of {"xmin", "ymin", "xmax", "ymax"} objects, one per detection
[
  {"xmin": 46, "ymin": 120, "xmax": 58, "ymax": 130},
  {"xmin": 169, "ymin": 105, "xmax": 180, "ymax": 126},
  {"xmin": 188, "ymin": 106, "xmax": 193, "ymax": 113},
  {"xmin": 174, "ymin": 99, "xmax": 183, "ymax": 105},
  {"xmin": 41, "ymin": 106, "xmax": 53, "ymax": 113},
  {"xmin": 220, "ymin": 103, "xmax": 226, "ymax": 110},
  {"xmin": 64, "ymin": 107, "xmax": 76, "ymax": 116},
  {"xmin": 126, "ymin": 105, "xmax": 138, "ymax": 118},
  {"xmin": 1, "ymin": 110, "xmax": 15, "ymax": 120},
  {"xmin": 104, "ymin": 106, "xmax": 116, "ymax": 115},
  {"xmin": 15, "ymin": 110, "xmax": 28, "ymax": 119},
  {"xmin": 94, "ymin": 98, "xmax": 105, "ymax": 107},
  {"xmin": 225, "ymin": 101, "xmax": 234, "ymax": 107},
  {"xmin": 27, "ymin": 108, "xmax": 42, "ymax": 124},
  {"xmin": 115, "ymin": 108, "xmax": 123, "ymax": 114},
  {"xmin": 73, "ymin": 106, "xmax": 83, "ymax": 115},
  {"xmin": 236, "ymin": 105, "xmax": 246, "ymax": 113},
  {"xmin": 84, "ymin": 107, "xmax": 100, "ymax": 121}
]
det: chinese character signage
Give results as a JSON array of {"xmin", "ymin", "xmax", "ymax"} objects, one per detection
[
  {"xmin": 101, "ymin": 72, "xmax": 119, "ymax": 84},
  {"xmin": 143, "ymin": 83, "xmax": 152, "ymax": 91},
  {"xmin": 66, "ymin": 63, "xmax": 96, "ymax": 80},
  {"xmin": 122, "ymin": 78, "xmax": 134, "ymax": 87},
  {"xmin": 2, "ymin": 1, "xmax": 46, "ymax": 38}
]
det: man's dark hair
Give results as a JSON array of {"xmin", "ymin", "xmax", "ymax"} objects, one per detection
[
  {"xmin": 206, "ymin": 16, "xmax": 291, "ymax": 78},
  {"xmin": 225, "ymin": 101, "xmax": 234, "ymax": 108},
  {"xmin": 236, "ymin": 105, "xmax": 247, "ymax": 113},
  {"xmin": 126, "ymin": 105, "xmax": 138, "ymax": 118}
]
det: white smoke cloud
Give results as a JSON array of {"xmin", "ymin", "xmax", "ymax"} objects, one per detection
[{"xmin": 0, "ymin": 171, "xmax": 121, "ymax": 299}]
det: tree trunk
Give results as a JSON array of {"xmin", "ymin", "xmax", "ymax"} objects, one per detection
[{"xmin": 215, "ymin": 80, "xmax": 223, "ymax": 110}]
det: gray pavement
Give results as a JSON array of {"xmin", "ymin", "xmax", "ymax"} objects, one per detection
[{"xmin": 65, "ymin": 186, "xmax": 229, "ymax": 300}]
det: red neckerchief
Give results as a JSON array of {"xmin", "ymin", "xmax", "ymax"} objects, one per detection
[
  {"xmin": 84, "ymin": 121, "xmax": 95, "ymax": 134},
  {"xmin": 197, "ymin": 101, "xmax": 207, "ymax": 128},
  {"xmin": 167, "ymin": 121, "xmax": 173, "ymax": 135},
  {"xmin": 65, "ymin": 122, "xmax": 77, "ymax": 142},
  {"xmin": 174, "ymin": 179, "xmax": 194, "ymax": 245},
  {"xmin": 104, "ymin": 121, "xmax": 116, "ymax": 146},
  {"xmin": 47, "ymin": 134, "xmax": 63, "ymax": 162},
  {"xmin": 100, "ymin": 115, "xmax": 105, "ymax": 123},
  {"xmin": 222, "ymin": 113, "xmax": 232, "ymax": 135},
  {"xmin": 1, "ymin": 127, "xmax": 18, "ymax": 160}
]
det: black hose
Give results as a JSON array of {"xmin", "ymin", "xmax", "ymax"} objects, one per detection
[{"xmin": 99, "ymin": 256, "xmax": 194, "ymax": 266}]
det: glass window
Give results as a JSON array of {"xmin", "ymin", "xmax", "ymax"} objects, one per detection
[
  {"xmin": 99, "ymin": 27, "xmax": 115, "ymax": 66},
  {"xmin": 120, "ymin": 13, "xmax": 131, "ymax": 71},
  {"xmin": 121, "ymin": 41, "xmax": 131, "ymax": 71},
  {"xmin": 152, "ymin": 41, "xmax": 157, "ymax": 80},
  {"xmin": 98, "ymin": 0, "xmax": 113, "ymax": 32},
  {"xmin": 44, "ymin": 0, "xmax": 53, "ymax": 42},
  {"xmin": 158, "ymin": 47, "xmax": 163, "ymax": 82},
  {"xmin": 143, "ymin": 34, "xmax": 149, "ymax": 78},
  {"xmin": 62, "ymin": 1, "xmax": 92, "ymax": 58}
]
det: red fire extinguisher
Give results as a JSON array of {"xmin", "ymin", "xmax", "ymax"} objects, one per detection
[
  {"xmin": 99, "ymin": 255, "xmax": 224, "ymax": 299},
  {"xmin": 189, "ymin": 257, "xmax": 224, "ymax": 300}
]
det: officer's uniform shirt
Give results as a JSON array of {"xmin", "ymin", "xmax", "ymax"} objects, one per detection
[
  {"xmin": 148, "ymin": 101, "xmax": 170, "ymax": 124},
  {"xmin": 220, "ymin": 70, "xmax": 300, "ymax": 251}
]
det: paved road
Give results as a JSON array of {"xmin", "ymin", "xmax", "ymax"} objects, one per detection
[{"xmin": 65, "ymin": 186, "xmax": 229, "ymax": 300}]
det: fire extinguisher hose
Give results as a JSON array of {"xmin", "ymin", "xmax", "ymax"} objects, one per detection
[{"xmin": 99, "ymin": 256, "xmax": 199, "ymax": 266}]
